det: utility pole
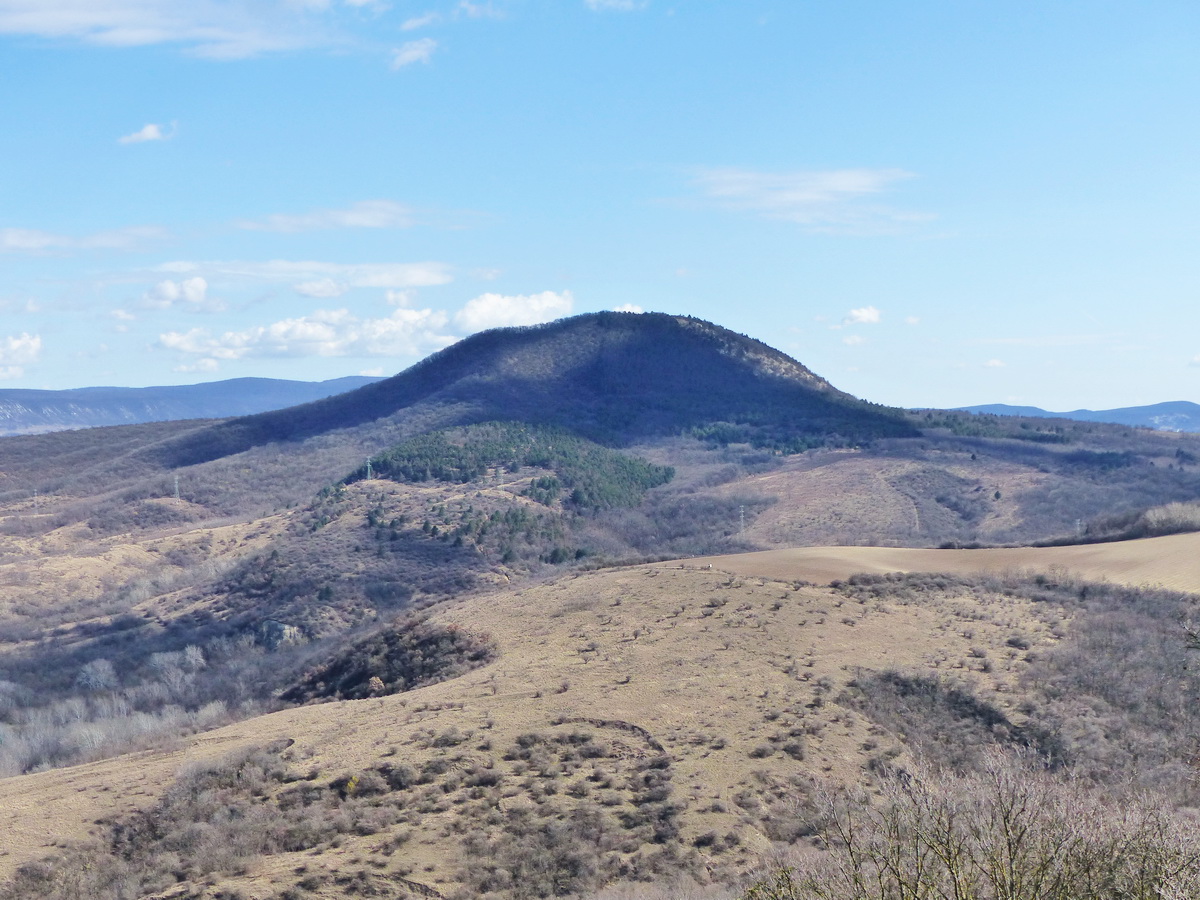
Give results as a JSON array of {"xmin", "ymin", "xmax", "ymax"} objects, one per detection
[{"xmin": 740, "ymin": 504, "xmax": 745, "ymax": 534}]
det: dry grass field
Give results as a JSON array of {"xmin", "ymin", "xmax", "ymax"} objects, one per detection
[
  {"xmin": 1, "ymin": 530, "xmax": 1194, "ymax": 898},
  {"xmin": 684, "ymin": 530, "xmax": 1200, "ymax": 593}
]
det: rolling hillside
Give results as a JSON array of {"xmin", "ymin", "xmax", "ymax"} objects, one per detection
[
  {"xmin": 1, "ymin": 313, "xmax": 1200, "ymax": 897},
  {"xmin": 0, "ymin": 534, "xmax": 1197, "ymax": 897},
  {"xmin": 683, "ymin": 529, "xmax": 1200, "ymax": 592}
]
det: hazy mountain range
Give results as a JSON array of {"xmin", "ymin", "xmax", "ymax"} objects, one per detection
[
  {"xmin": 0, "ymin": 375, "xmax": 382, "ymax": 435},
  {"xmin": 955, "ymin": 401, "xmax": 1200, "ymax": 433}
]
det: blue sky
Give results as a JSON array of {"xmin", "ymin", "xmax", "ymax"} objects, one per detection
[{"xmin": 1, "ymin": 0, "xmax": 1198, "ymax": 410}]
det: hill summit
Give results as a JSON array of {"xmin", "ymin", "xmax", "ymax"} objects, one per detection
[{"xmin": 154, "ymin": 312, "xmax": 915, "ymax": 466}]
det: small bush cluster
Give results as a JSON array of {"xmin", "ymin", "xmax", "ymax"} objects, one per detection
[
  {"xmin": 740, "ymin": 752, "xmax": 1200, "ymax": 900},
  {"xmin": 281, "ymin": 615, "xmax": 497, "ymax": 702}
]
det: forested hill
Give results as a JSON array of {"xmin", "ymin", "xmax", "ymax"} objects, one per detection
[
  {"xmin": 0, "ymin": 376, "xmax": 380, "ymax": 436},
  {"xmin": 149, "ymin": 311, "xmax": 917, "ymax": 467}
]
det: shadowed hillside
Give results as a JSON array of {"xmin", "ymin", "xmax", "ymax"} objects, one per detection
[{"xmin": 146, "ymin": 312, "xmax": 917, "ymax": 467}]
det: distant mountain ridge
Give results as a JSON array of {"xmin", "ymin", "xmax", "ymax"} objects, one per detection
[
  {"xmin": 0, "ymin": 376, "xmax": 382, "ymax": 436},
  {"xmin": 956, "ymin": 401, "xmax": 1200, "ymax": 433}
]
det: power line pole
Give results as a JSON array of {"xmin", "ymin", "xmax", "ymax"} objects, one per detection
[{"xmin": 740, "ymin": 504, "xmax": 745, "ymax": 534}]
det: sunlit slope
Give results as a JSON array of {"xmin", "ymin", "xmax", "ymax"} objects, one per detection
[
  {"xmin": 682, "ymin": 531, "xmax": 1200, "ymax": 592},
  {"xmin": 0, "ymin": 564, "xmax": 1068, "ymax": 896}
]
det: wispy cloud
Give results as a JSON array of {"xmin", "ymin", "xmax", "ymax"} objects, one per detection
[
  {"xmin": 1, "ymin": 225, "xmax": 168, "ymax": 254},
  {"xmin": 0, "ymin": 0, "xmax": 328, "ymax": 58},
  {"xmin": 391, "ymin": 37, "xmax": 436, "ymax": 68},
  {"xmin": 456, "ymin": 1, "xmax": 503, "ymax": 19},
  {"xmin": 843, "ymin": 305, "xmax": 881, "ymax": 325},
  {"xmin": 0, "ymin": 332, "xmax": 41, "ymax": 379},
  {"xmin": 972, "ymin": 333, "xmax": 1114, "ymax": 348},
  {"xmin": 984, "ymin": 359, "xmax": 1006, "ymax": 367},
  {"xmin": 454, "ymin": 290, "xmax": 573, "ymax": 332},
  {"xmin": 401, "ymin": 12, "xmax": 439, "ymax": 30},
  {"xmin": 236, "ymin": 200, "xmax": 413, "ymax": 232},
  {"xmin": 294, "ymin": 278, "xmax": 350, "ymax": 299},
  {"xmin": 158, "ymin": 307, "xmax": 453, "ymax": 367},
  {"xmin": 692, "ymin": 167, "xmax": 927, "ymax": 233},
  {"xmin": 118, "ymin": 122, "xmax": 173, "ymax": 144},
  {"xmin": 585, "ymin": 0, "xmax": 645, "ymax": 10}
]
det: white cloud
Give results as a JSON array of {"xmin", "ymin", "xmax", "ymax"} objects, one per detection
[
  {"xmin": 0, "ymin": 225, "xmax": 167, "ymax": 254},
  {"xmin": 385, "ymin": 289, "xmax": 413, "ymax": 306},
  {"xmin": 143, "ymin": 276, "xmax": 224, "ymax": 312},
  {"xmin": 692, "ymin": 167, "xmax": 927, "ymax": 233},
  {"xmin": 401, "ymin": 12, "xmax": 438, "ymax": 29},
  {"xmin": 360, "ymin": 366, "xmax": 385, "ymax": 376},
  {"xmin": 0, "ymin": 332, "xmax": 41, "ymax": 378},
  {"xmin": 843, "ymin": 305, "xmax": 881, "ymax": 325},
  {"xmin": 1190, "ymin": 356, "xmax": 1200, "ymax": 368},
  {"xmin": 158, "ymin": 306, "xmax": 453, "ymax": 367},
  {"xmin": 985, "ymin": 359, "xmax": 1006, "ymax": 368},
  {"xmin": 110, "ymin": 308, "xmax": 137, "ymax": 321},
  {"xmin": 159, "ymin": 259, "xmax": 453, "ymax": 291},
  {"xmin": 612, "ymin": 303, "xmax": 643, "ymax": 313},
  {"xmin": 237, "ymin": 199, "xmax": 412, "ymax": 232},
  {"xmin": 454, "ymin": 290, "xmax": 573, "ymax": 332},
  {"xmin": 294, "ymin": 278, "xmax": 349, "ymax": 298},
  {"xmin": 174, "ymin": 357, "xmax": 220, "ymax": 374},
  {"xmin": 118, "ymin": 122, "xmax": 172, "ymax": 144},
  {"xmin": 842, "ymin": 334, "xmax": 866, "ymax": 346},
  {"xmin": 905, "ymin": 315, "xmax": 920, "ymax": 325},
  {"xmin": 585, "ymin": 0, "xmax": 644, "ymax": 9},
  {"xmin": 391, "ymin": 37, "xmax": 436, "ymax": 68}
]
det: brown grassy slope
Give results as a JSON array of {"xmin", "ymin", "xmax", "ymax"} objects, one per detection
[
  {"xmin": 0, "ymin": 534, "xmax": 1191, "ymax": 897},
  {"xmin": 683, "ymin": 530, "xmax": 1200, "ymax": 592}
]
